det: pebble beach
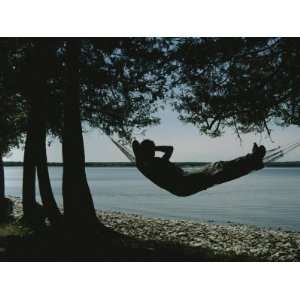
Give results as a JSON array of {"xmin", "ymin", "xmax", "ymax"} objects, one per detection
[
  {"xmin": 97, "ymin": 211, "xmax": 300, "ymax": 261},
  {"xmin": 11, "ymin": 197, "xmax": 300, "ymax": 261}
]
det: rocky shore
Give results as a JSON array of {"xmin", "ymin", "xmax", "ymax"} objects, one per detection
[
  {"xmin": 10, "ymin": 197, "xmax": 300, "ymax": 261},
  {"xmin": 97, "ymin": 211, "xmax": 300, "ymax": 261}
]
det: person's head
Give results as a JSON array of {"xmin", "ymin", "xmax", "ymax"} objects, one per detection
[{"xmin": 140, "ymin": 139, "xmax": 155, "ymax": 160}]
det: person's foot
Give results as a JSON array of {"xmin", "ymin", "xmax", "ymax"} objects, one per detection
[{"xmin": 252, "ymin": 143, "xmax": 266, "ymax": 169}]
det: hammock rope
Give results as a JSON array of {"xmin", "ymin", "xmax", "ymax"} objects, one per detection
[
  {"xmin": 110, "ymin": 137, "xmax": 300, "ymax": 165},
  {"xmin": 110, "ymin": 137, "xmax": 136, "ymax": 163},
  {"xmin": 263, "ymin": 140, "xmax": 300, "ymax": 163}
]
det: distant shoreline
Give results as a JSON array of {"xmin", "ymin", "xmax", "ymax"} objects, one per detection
[{"xmin": 3, "ymin": 161, "xmax": 300, "ymax": 167}]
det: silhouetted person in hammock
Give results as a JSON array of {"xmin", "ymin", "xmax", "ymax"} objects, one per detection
[{"xmin": 132, "ymin": 139, "xmax": 266, "ymax": 197}]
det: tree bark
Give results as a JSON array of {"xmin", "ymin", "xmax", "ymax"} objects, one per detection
[
  {"xmin": 22, "ymin": 109, "xmax": 38, "ymax": 220},
  {"xmin": 62, "ymin": 39, "xmax": 99, "ymax": 228},
  {"xmin": 36, "ymin": 125, "xmax": 62, "ymax": 225},
  {"xmin": 22, "ymin": 40, "xmax": 61, "ymax": 225},
  {"xmin": 0, "ymin": 154, "xmax": 4, "ymax": 199}
]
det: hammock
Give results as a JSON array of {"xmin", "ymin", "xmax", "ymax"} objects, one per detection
[
  {"xmin": 110, "ymin": 136, "xmax": 300, "ymax": 196},
  {"xmin": 110, "ymin": 136, "xmax": 300, "ymax": 165}
]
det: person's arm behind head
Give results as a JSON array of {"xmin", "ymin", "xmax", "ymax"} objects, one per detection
[{"xmin": 155, "ymin": 145, "xmax": 174, "ymax": 161}]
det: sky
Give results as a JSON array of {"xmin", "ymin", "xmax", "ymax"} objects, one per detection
[{"xmin": 6, "ymin": 108, "xmax": 300, "ymax": 163}]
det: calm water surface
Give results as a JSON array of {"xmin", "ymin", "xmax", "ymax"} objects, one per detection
[{"xmin": 4, "ymin": 167, "xmax": 300, "ymax": 230}]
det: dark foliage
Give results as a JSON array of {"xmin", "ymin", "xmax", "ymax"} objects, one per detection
[{"xmin": 170, "ymin": 38, "xmax": 300, "ymax": 137}]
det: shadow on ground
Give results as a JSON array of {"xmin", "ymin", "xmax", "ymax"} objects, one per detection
[{"xmin": 0, "ymin": 220, "xmax": 262, "ymax": 262}]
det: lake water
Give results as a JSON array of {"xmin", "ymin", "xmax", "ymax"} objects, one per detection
[{"xmin": 4, "ymin": 166, "xmax": 300, "ymax": 231}]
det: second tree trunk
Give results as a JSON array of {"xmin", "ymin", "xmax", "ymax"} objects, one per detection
[{"xmin": 62, "ymin": 39, "xmax": 99, "ymax": 228}]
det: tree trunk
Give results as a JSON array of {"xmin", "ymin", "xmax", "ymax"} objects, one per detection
[
  {"xmin": 22, "ymin": 40, "xmax": 62, "ymax": 226},
  {"xmin": 37, "ymin": 125, "xmax": 62, "ymax": 225},
  {"xmin": 0, "ymin": 154, "xmax": 4, "ymax": 199},
  {"xmin": 22, "ymin": 109, "xmax": 39, "ymax": 221},
  {"xmin": 62, "ymin": 39, "xmax": 99, "ymax": 228}
]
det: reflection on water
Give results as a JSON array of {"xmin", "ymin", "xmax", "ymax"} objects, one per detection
[{"xmin": 4, "ymin": 166, "xmax": 300, "ymax": 230}]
